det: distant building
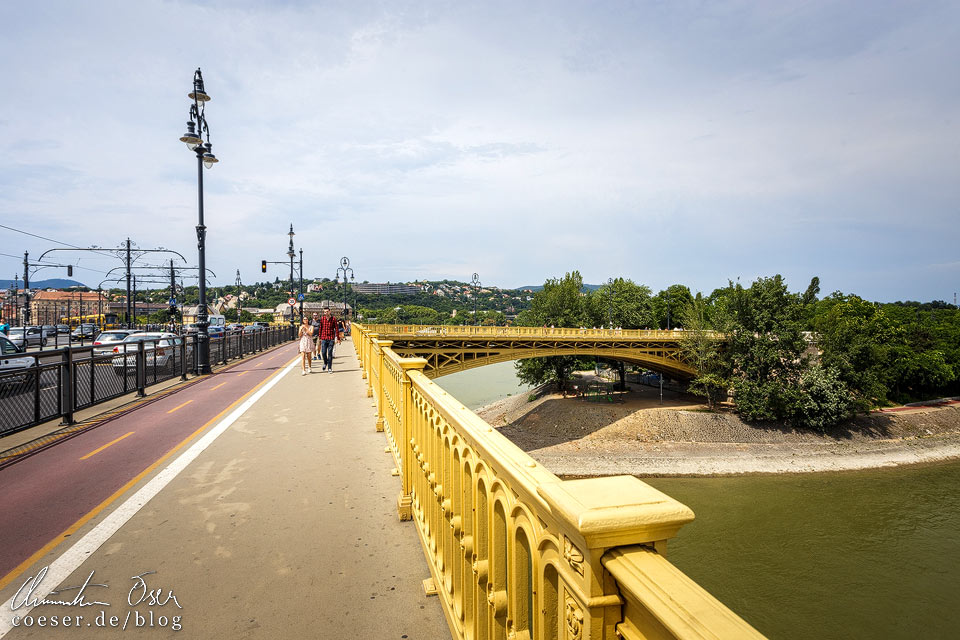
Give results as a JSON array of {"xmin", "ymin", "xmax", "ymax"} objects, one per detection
[
  {"xmin": 273, "ymin": 300, "xmax": 352, "ymax": 323},
  {"xmin": 352, "ymin": 283, "xmax": 420, "ymax": 295},
  {"xmin": 29, "ymin": 290, "xmax": 107, "ymax": 325}
]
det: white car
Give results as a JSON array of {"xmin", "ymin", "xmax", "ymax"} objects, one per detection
[
  {"xmin": 92, "ymin": 329, "xmax": 143, "ymax": 356},
  {"xmin": 111, "ymin": 332, "xmax": 183, "ymax": 373},
  {"xmin": 0, "ymin": 334, "xmax": 36, "ymax": 386}
]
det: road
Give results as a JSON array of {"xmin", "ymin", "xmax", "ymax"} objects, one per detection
[{"xmin": 0, "ymin": 342, "xmax": 299, "ymax": 586}]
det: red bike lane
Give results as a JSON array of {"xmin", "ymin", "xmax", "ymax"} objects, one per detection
[{"xmin": 0, "ymin": 343, "xmax": 299, "ymax": 589}]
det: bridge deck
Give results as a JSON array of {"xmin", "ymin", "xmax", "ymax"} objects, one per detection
[{"xmin": 0, "ymin": 340, "xmax": 449, "ymax": 638}]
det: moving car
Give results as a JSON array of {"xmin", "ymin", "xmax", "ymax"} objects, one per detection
[
  {"xmin": 56, "ymin": 324, "xmax": 71, "ymax": 334},
  {"xmin": 0, "ymin": 334, "xmax": 36, "ymax": 386},
  {"xmin": 71, "ymin": 323, "xmax": 99, "ymax": 341},
  {"xmin": 111, "ymin": 332, "xmax": 183, "ymax": 373},
  {"xmin": 92, "ymin": 329, "xmax": 143, "ymax": 356},
  {"xmin": 41, "ymin": 325, "xmax": 58, "ymax": 338},
  {"xmin": 8, "ymin": 326, "xmax": 46, "ymax": 348}
]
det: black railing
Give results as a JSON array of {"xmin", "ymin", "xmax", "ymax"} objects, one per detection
[{"xmin": 0, "ymin": 326, "xmax": 295, "ymax": 438}]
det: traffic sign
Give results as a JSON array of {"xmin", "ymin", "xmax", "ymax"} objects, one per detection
[
  {"xmin": 298, "ymin": 294, "xmax": 305, "ymax": 301},
  {"xmin": 168, "ymin": 298, "xmax": 176, "ymax": 305},
  {"xmin": 287, "ymin": 297, "xmax": 296, "ymax": 305}
]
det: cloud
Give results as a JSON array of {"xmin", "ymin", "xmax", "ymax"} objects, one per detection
[{"xmin": 0, "ymin": 0, "xmax": 957, "ymax": 303}]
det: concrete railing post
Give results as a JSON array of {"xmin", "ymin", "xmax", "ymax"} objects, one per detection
[
  {"xmin": 373, "ymin": 339, "xmax": 392, "ymax": 432},
  {"xmin": 397, "ymin": 356, "xmax": 427, "ymax": 521},
  {"xmin": 365, "ymin": 332, "xmax": 379, "ymax": 398}
]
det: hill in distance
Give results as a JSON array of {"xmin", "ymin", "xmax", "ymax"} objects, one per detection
[{"xmin": 0, "ymin": 278, "xmax": 88, "ymax": 290}]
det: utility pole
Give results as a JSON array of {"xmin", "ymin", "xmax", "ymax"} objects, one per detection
[
  {"xmin": 287, "ymin": 224, "xmax": 296, "ymax": 327},
  {"xmin": 170, "ymin": 260, "xmax": 178, "ymax": 321},
  {"xmin": 132, "ymin": 274, "xmax": 137, "ymax": 326},
  {"xmin": 22, "ymin": 251, "xmax": 30, "ymax": 326},
  {"xmin": 125, "ymin": 238, "xmax": 132, "ymax": 326},
  {"xmin": 235, "ymin": 269, "xmax": 243, "ymax": 321}
]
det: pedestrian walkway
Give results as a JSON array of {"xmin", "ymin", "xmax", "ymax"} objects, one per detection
[{"xmin": 1, "ymin": 339, "xmax": 449, "ymax": 639}]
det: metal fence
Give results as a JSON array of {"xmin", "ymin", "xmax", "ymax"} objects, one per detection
[{"xmin": 0, "ymin": 327, "xmax": 294, "ymax": 438}]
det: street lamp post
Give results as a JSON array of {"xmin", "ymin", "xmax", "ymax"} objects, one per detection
[
  {"xmin": 471, "ymin": 273, "xmax": 481, "ymax": 325},
  {"xmin": 287, "ymin": 224, "xmax": 296, "ymax": 327},
  {"xmin": 334, "ymin": 257, "xmax": 354, "ymax": 321},
  {"xmin": 179, "ymin": 67, "xmax": 218, "ymax": 374}
]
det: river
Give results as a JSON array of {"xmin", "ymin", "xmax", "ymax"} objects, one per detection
[{"xmin": 435, "ymin": 364, "xmax": 960, "ymax": 640}]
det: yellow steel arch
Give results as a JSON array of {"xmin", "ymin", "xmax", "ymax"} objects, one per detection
[{"xmin": 362, "ymin": 324, "xmax": 703, "ymax": 379}]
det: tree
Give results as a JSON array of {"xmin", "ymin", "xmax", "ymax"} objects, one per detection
[
  {"xmin": 679, "ymin": 293, "xmax": 730, "ymax": 408},
  {"xmin": 652, "ymin": 285, "xmax": 694, "ymax": 329},
  {"xmin": 725, "ymin": 276, "xmax": 810, "ymax": 422},
  {"xmin": 585, "ymin": 278, "xmax": 653, "ymax": 329},
  {"xmin": 526, "ymin": 271, "xmax": 586, "ymax": 327},
  {"xmin": 515, "ymin": 271, "xmax": 589, "ymax": 392},
  {"xmin": 812, "ymin": 294, "xmax": 898, "ymax": 410}
]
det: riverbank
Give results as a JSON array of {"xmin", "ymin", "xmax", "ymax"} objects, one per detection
[{"xmin": 475, "ymin": 376, "xmax": 960, "ymax": 476}]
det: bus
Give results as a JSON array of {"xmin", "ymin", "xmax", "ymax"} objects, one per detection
[{"xmin": 60, "ymin": 313, "xmax": 121, "ymax": 329}]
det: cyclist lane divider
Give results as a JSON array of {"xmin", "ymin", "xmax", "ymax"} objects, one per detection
[
  {"xmin": 0, "ymin": 342, "xmax": 302, "ymax": 596},
  {"xmin": 0, "ymin": 340, "xmax": 296, "ymax": 471}
]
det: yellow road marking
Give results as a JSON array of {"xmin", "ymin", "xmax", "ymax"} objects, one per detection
[
  {"xmin": 255, "ymin": 362, "xmax": 264, "ymax": 367},
  {"xmin": 238, "ymin": 371, "xmax": 248, "ymax": 377},
  {"xmin": 166, "ymin": 400, "xmax": 193, "ymax": 414},
  {"xmin": 0, "ymin": 354, "xmax": 300, "ymax": 593},
  {"xmin": 211, "ymin": 382, "xmax": 228, "ymax": 391},
  {"xmin": 80, "ymin": 432, "xmax": 134, "ymax": 460}
]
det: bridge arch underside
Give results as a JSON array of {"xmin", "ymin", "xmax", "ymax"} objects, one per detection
[{"xmin": 388, "ymin": 342, "xmax": 697, "ymax": 381}]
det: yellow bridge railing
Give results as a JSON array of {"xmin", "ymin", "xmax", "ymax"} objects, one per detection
[
  {"xmin": 362, "ymin": 324, "xmax": 716, "ymax": 340},
  {"xmin": 353, "ymin": 324, "xmax": 763, "ymax": 640}
]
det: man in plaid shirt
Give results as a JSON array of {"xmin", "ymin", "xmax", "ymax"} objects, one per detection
[{"xmin": 317, "ymin": 308, "xmax": 340, "ymax": 372}]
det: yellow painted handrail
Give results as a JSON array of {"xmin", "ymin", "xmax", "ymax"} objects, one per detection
[
  {"xmin": 364, "ymin": 323, "xmax": 721, "ymax": 340},
  {"xmin": 352, "ymin": 323, "xmax": 763, "ymax": 640}
]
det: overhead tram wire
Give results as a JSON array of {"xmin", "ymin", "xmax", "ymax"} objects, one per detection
[{"xmin": 0, "ymin": 223, "xmax": 117, "ymax": 260}]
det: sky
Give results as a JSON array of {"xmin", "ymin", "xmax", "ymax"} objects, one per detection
[{"xmin": 0, "ymin": 0, "xmax": 957, "ymax": 303}]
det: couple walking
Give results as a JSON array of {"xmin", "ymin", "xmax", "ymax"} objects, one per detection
[{"xmin": 298, "ymin": 308, "xmax": 341, "ymax": 375}]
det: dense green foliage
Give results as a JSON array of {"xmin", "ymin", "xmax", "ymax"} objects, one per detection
[{"xmin": 512, "ymin": 271, "xmax": 959, "ymax": 430}]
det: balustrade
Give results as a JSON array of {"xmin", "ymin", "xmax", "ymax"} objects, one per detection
[{"xmin": 352, "ymin": 324, "xmax": 763, "ymax": 640}]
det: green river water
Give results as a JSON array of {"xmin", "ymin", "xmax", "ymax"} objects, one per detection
[{"xmin": 435, "ymin": 363, "xmax": 960, "ymax": 640}]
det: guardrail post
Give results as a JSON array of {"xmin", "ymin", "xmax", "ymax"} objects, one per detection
[
  {"xmin": 373, "ymin": 339, "xmax": 392, "ymax": 432},
  {"xmin": 397, "ymin": 356, "xmax": 427, "ymax": 521},
  {"xmin": 180, "ymin": 337, "xmax": 188, "ymax": 381},
  {"xmin": 136, "ymin": 340, "xmax": 146, "ymax": 397},
  {"xmin": 60, "ymin": 346, "xmax": 75, "ymax": 425}
]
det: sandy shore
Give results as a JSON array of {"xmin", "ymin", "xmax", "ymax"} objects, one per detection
[{"xmin": 474, "ymin": 376, "xmax": 960, "ymax": 476}]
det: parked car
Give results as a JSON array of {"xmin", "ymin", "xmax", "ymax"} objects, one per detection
[
  {"xmin": 8, "ymin": 326, "xmax": 46, "ymax": 348},
  {"xmin": 71, "ymin": 324, "xmax": 99, "ymax": 341},
  {"xmin": 92, "ymin": 329, "xmax": 143, "ymax": 356},
  {"xmin": 56, "ymin": 324, "xmax": 71, "ymax": 334},
  {"xmin": 226, "ymin": 323, "xmax": 244, "ymax": 333},
  {"xmin": 111, "ymin": 332, "xmax": 184, "ymax": 374},
  {"xmin": 184, "ymin": 323, "xmax": 225, "ymax": 338},
  {"xmin": 0, "ymin": 334, "xmax": 36, "ymax": 386},
  {"xmin": 251, "ymin": 321, "xmax": 270, "ymax": 329}
]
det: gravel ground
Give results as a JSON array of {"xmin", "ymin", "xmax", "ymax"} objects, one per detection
[{"xmin": 475, "ymin": 375, "xmax": 960, "ymax": 476}]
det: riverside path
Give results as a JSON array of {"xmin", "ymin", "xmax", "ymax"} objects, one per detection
[{"xmin": 0, "ymin": 338, "xmax": 449, "ymax": 638}]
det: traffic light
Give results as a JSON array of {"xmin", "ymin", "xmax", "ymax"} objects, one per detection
[
  {"xmin": 67, "ymin": 265, "xmax": 73, "ymax": 277},
  {"xmin": 261, "ymin": 260, "xmax": 267, "ymax": 273}
]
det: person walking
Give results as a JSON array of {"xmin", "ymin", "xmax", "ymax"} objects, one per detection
[
  {"xmin": 298, "ymin": 317, "xmax": 314, "ymax": 375},
  {"xmin": 317, "ymin": 307, "xmax": 340, "ymax": 373},
  {"xmin": 310, "ymin": 312, "xmax": 322, "ymax": 363}
]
